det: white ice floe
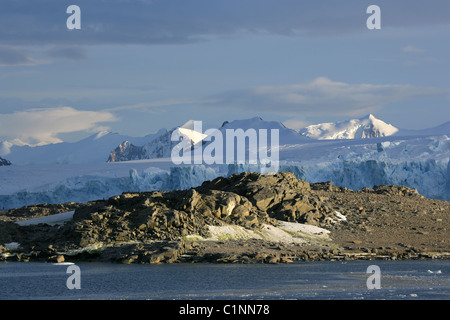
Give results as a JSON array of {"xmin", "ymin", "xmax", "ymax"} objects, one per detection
[
  {"xmin": 16, "ymin": 211, "xmax": 75, "ymax": 226},
  {"xmin": 334, "ymin": 211, "xmax": 347, "ymax": 221},
  {"xmin": 325, "ymin": 211, "xmax": 347, "ymax": 224},
  {"xmin": 276, "ymin": 220, "xmax": 330, "ymax": 239},
  {"xmin": 427, "ymin": 270, "xmax": 442, "ymax": 274},
  {"xmin": 4, "ymin": 242, "xmax": 20, "ymax": 250}
]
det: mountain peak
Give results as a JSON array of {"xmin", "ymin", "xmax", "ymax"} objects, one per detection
[
  {"xmin": 180, "ymin": 120, "xmax": 197, "ymax": 130},
  {"xmin": 357, "ymin": 114, "xmax": 377, "ymax": 122},
  {"xmin": 299, "ymin": 115, "xmax": 399, "ymax": 140},
  {"xmin": 93, "ymin": 130, "xmax": 113, "ymax": 140}
]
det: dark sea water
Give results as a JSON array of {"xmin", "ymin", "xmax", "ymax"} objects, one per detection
[{"xmin": 0, "ymin": 260, "xmax": 449, "ymax": 300}]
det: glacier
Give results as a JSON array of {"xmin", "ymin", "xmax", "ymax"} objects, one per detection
[
  {"xmin": 1, "ymin": 156, "xmax": 447, "ymax": 210},
  {"xmin": 226, "ymin": 159, "xmax": 449, "ymax": 201},
  {"xmin": 0, "ymin": 163, "xmax": 224, "ymax": 209}
]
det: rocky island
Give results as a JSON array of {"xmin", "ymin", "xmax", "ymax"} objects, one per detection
[{"xmin": 0, "ymin": 172, "xmax": 448, "ymax": 264}]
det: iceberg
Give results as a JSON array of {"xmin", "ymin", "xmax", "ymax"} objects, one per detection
[{"xmin": 2, "ymin": 155, "xmax": 447, "ymax": 211}]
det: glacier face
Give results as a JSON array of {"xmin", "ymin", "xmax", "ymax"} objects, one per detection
[
  {"xmin": 0, "ymin": 165, "xmax": 224, "ymax": 209},
  {"xmin": 0, "ymin": 157, "xmax": 448, "ymax": 210},
  {"xmin": 279, "ymin": 134, "xmax": 450, "ymax": 200},
  {"xmin": 129, "ymin": 165, "xmax": 220, "ymax": 191},
  {"xmin": 225, "ymin": 159, "xmax": 450, "ymax": 201}
]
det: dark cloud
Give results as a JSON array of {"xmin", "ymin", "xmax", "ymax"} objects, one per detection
[
  {"xmin": 0, "ymin": 0, "xmax": 448, "ymax": 46},
  {"xmin": 44, "ymin": 46, "xmax": 88, "ymax": 61},
  {"xmin": 0, "ymin": 46, "xmax": 39, "ymax": 66}
]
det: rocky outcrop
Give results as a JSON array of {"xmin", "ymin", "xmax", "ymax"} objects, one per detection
[
  {"xmin": 360, "ymin": 123, "xmax": 384, "ymax": 138},
  {"xmin": 107, "ymin": 141, "xmax": 145, "ymax": 162},
  {"xmin": 371, "ymin": 184, "xmax": 423, "ymax": 197},
  {"xmin": 0, "ymin": 157, "xmax": 11, "ymax": 166},
  {"xmin": 0, "ymin": 172, "xmax": 449, "ymax": 264},
  {"xmin": 196, "ymin": 172, "xmax": 340, "ymax": 226}
]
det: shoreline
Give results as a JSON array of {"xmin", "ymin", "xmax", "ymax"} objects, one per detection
[
  {"xmin": 1, "ymin": 238, "xmax": 449, "ymax": 264},
  {"xmin": 1, "ymin": 172, "xmax": 448, "ymax": 265},
  {"xmin": 2, "ymin": 227, "xmax": 449, "ymax": 264}
]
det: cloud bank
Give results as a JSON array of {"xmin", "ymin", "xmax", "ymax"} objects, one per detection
[
  {"xmin": 0, "ymin": 107, "xmax": 117, "ymax": 146},
  {"xmin": 44, "ymin": 46, "xmax": 88, "ymax": 61},
  {"xmin": 206, "ymin": 77, "xmax": 449, "ymax": 118},
  {"xmin": 0, "ymin": 46, "xmax": 43, "ymax": 67}
]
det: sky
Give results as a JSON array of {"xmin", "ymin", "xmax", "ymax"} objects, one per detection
[{"xmin": 0, "ymin": 0, "xmax": 449, "ymax": 145}]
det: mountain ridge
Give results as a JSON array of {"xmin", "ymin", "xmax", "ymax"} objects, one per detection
[
  {"xmin": 1, "ymin": 129, "xmax": 166, "ymax": 165},
  {"xmin": 1, "ymin": 115, "xmax": 449, "ymax": 165},
  {"xmin": 395, "ymin": 121, "xmax": 450, "ymax": 137},
  {"xmin": 108, "ymin": 117, "xmax": 309, "ymax": 163}
]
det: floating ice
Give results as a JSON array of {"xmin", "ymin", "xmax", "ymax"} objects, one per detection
[
  {"xmin": 16, "ymin": 211, "xmax": 75, "ymax": 226},
  {"xmin": 4, "ymin": 242, "xmax": 20, "ymax": 250}
]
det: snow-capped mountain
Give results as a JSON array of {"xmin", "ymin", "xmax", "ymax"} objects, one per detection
[
  {"xmin": 107, "ymin": 141, "xmax": 146, "ymax": 162},
  {"xmin": 108, "ymin": 117, "xmax": 308, "ymax": 163},
  {"xmin": 108, "ymin": 120, "xmax": 207, "ymax": 162},
  {"xmin": 202, "ymin": 117, "xmax": 309, "ymax": 166},
  {"xmin": 1, "ymin": 129, "xmax": 166, "ymax": 165},
  {"xmin": 299, "ymin": 114, "xmax": 399, "ymax": 140},
  {"xmin": 219, "ymin": 117, "xmax": 309, "ymax": 145}
]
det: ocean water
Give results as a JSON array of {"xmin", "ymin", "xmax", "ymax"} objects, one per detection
[{"xmin": 0, "ymin": 260, "xmax": 449, "ymax": 300}]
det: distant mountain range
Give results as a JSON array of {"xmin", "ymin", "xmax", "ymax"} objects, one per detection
[
  {"xmin": 396, "ymin": 120, "xmax": 450, "ymax": 137},
  {"xmin": 0, "ymin": 129, "xmax": 166, "ymax": 165},
  {"xmin": 108, "ymin": 117, "xmax": 306, "ymax": 163},
  {"xmin": 299, "ymin": 114, "xmax": 450, "ymax": 140},
  {"xmin": 107, "ymin": 120, "xmax": 206, "ymax": 162},
  {"xmin": 0, "ymin": 115, "xmax": 448, "ymax": 165}
]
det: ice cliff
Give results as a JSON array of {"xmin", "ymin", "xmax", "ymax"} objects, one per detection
[{"xmin": 1, "ymin": 155, "xmax": 448, "ymax": 210}]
